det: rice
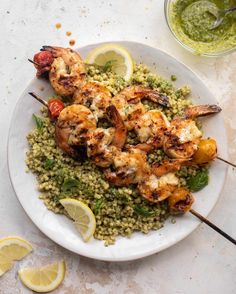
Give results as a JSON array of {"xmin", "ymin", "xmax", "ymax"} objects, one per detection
[{"xmin": 26, "ymin": 63, "xmax": 203, "ymax": 245}]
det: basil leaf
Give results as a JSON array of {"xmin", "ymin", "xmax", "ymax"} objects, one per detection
[
  {"xmin": 33, "ymin": 114, "xmax": 44, "ymax": 131},
  {"xmin": 187, "ymin": 169, "xmax": 209, "ymax": 192},
  {"xmin": 133, "ymin": 205, "xmax": 154, "ymax": 217},
  {"xmin": 103, "ymin": 60, "xmax": 116, "ymax": 72},
  {"xmin": 61, "ymin": 178, "xmax": 80, "ymax": 193},
  {"xmin": 94, "ymin": 199, "xmax": 104, "ymax": 215},
  {"xmin": 44, "ymin": 159, "xmax": 55, "ymax": 170}
]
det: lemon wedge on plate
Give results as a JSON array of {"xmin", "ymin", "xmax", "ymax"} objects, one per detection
[
  {"xmin": 60, "ymin": 198, "xmax": 96, "ymax": 242},
  {"xmin": 86, "ymin": 43, "xmax": 133, "ymax": 81},
  {"xmin": 0, "ymin": 236, "xmax": 33, "ymax": 277},
  {"xmin": 18, "ymin": 261, "xmax": 65, "ymax": 293}
]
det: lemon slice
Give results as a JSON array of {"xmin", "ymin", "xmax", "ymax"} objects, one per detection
[
  {"xmin": 0, "ymin": 236, "xmax": 33, "ymax": 277},
  {"xmin": 18, "ymin": 261, "xmax": 65, "ymax": 293},
  {"xmin": 86, "ymin": 43, "xmax": 133, "ymax": 81},
  {"xmin": 60, "ymin": 198, "xmax": 96, "ymax": 242}
]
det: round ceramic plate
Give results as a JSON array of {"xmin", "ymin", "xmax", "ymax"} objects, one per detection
[{"xmin": 8, "ymin": 41, "xmax": 227, "ymax": 261}]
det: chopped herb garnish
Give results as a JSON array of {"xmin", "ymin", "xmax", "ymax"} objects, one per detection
[
  {"xmin": 61, "ymin": 178, "xmax": 80, "ymax": 193},
  {"xmin": 187, "ymin": 169, "xmax": 209, "ymax": 192},
  {"xmin": 33, "ymin": 114, "xmax": 44, "ymax": 131},
  {"xmin": 133, "ymin": 205, "xmax": 154, "ymax": 217},
  {"xmin": 94, "ymin": 199, "xmax": 104, "ymax": 215},
  {"xmin": 103, "ymin": 60, "xmax": 117, "ymax": 72},
  {"xmin": 44, "ymin": 159, "xmax": 55, "ymax": 170},
  {"xmin": 171, "ymin": 75, "xmax": 177, "ymax": 81}
]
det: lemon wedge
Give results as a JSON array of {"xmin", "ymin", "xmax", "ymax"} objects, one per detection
[
  {"xmin": 18, "ymin": 261, "xmax": 65, "ymax": 293},
  {"xmin": 86, "ymin": 43, "xmax": 133, "ymax": 81},
  {"xmin": 0, "ymin": 236, "xmax": 33, "ymax": 277},
  {"xmin": 60, "ymin": 198, "xmax": 96, "ymax": 242}
]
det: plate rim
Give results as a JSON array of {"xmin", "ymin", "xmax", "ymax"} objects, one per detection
[{"xmin": 7, "ymin": 41, "xmax": 228, "ymax": 261}]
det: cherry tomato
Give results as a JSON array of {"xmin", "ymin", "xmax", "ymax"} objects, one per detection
[
  {"xmin": 33, "ymin": 51, "xmax": 53, "ymax": 67},
  {"xmin": 48, "ymin": 99, "xmax": 64, "ymax": 118}
]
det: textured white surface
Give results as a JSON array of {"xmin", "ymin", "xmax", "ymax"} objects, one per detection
[{"xmin": 0, "ymin": 0, "xmax": 236, "ymax": 293}]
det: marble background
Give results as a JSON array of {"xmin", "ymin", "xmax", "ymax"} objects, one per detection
[{"xmin": 0, "ymin": 0, "xmax": 235, "ymax": 293}]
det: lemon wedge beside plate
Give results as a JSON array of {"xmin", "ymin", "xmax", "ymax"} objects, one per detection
[
  {"xmin": 0, "ymin": 236, "xmax": 33, "ymax": 277},
  {"xmin": 18, "ymin": 261, "xmax": 65, "ymax": 293}
]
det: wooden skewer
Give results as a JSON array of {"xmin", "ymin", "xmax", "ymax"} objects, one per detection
[
  {"xmin": 190, "ymin": 209, "xmax": 236, "ymax": 245},
  {"xmin": 217, "ymin": 156, "xmax": 236, "ymax": 168},
  {"xmin": 28, "ymin": 58, "xmax": 40, "ymax": 67},
  {"xmin": 28, "ymin": 92, "xmax": 48, "ymax": 107}
]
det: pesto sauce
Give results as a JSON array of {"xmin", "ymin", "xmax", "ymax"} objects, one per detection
[{"xmin": 170, "ymin": 0, "xmax": 236, "ymax": 54}]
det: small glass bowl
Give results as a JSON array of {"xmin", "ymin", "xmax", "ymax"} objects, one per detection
[{"xmin": 164, "ymin": 0, "xmax": 236, "ymax": 57}]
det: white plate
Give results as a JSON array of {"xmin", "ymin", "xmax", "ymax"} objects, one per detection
[{"xmin": 8, "ymin": 41, "xmax": 227, "ymax": 261}]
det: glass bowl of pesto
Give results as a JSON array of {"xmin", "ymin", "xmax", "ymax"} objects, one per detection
[{"xmin": 164, "ymin": 0, "xmax": 236, "ymax": 57}]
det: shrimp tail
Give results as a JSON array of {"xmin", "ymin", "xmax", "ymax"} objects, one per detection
[
  {"xmin": 106, "ymin": 105, "xmax": 127, "ymax": 149},
  {"xmin": 147, "ymin": 92, "xmax": 169, "ymax": 107},
  {"xmin": 184, "ymin": 104, "xmax": 222, "ymax": 119}
]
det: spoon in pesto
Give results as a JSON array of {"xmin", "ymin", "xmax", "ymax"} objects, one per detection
[{"xmin": 210, "ymin": 6, "xmax": 236, "ymax": 29}]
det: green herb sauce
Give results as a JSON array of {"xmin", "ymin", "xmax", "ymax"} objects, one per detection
[{"xmin": 170, "ymin": 0, "xmax": 236, "ymax": 54}]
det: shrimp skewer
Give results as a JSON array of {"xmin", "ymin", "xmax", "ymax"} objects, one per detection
[
  {"xmin": 73, "ymin": 82, "xmax": 112, "ymax": 120},
  {"xmin": 104, "ymin": 148, "xmax": 150, "ymax": 186},
  {"xmin": 55, "ymin": 104, "xmax": 97, "ymax": 156},
  {"xmin": 112, "ymin": 85, "xmax": 169, "ymax": 130},
  {"xmin": 31, "ymin": 46, "xmax": 86, "ymax": 96},
  {"xmin": 87, "ymin": 105, "xmax": 127, "ymax": 167},
  {"xmin": 163, "ymin": 104, "xmax": 221, "ymax": 159},
  {"xmin": 132, "ymin": 110, "xmax": 170, "ymax": 152},
  {"xmin": 138, "ymin": 173, "xmax": 179, "ymax": 202}
]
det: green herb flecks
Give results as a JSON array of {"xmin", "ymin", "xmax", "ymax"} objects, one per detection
[
  {"xmin": 33, "ymin": 114, "xmax": 44, "ymax": 131},
  {"xmin": 94, "ymin": 199, "xmax": 104, "ymax": 215},
  {"xmin": 133, "ymin": 205, "xmax": 155, "ymax": 217},
  {"xmin": 187, "ymin": 169, "xmax": 209, "ymax": 192},
  {"xmin": 61, "ymin": 178, "xmax": 81, "ymax": 193},
  {"xmin": 103, "ymin": 60, "xmax": 117, "ymax": 72},
  {"xmin": 171, "ymin": 75, "xmax": 177, "ymax": 81},
  {"xmin": 44, "ymin": 159, "xmax": 55, "ymax": 170}
]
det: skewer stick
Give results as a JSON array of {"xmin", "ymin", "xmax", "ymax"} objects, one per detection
[
  {"xmin": 28, "ymin": 92, "xmax": 48, "ymax": 108},
  {"xmin": 28, "ymin": 59, "xmax": 40, "ymax": 67},
  {"xmin": 190, "ymin": 209, "xmax": 236, "ymax": 245},
  {"xmin": 217, "ymin": 156, "xmax": 236, "ymax": 168}
]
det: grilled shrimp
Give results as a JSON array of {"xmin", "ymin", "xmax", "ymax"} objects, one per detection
[
  {"xmin": 86, "ymin": 105, "xmax": 127, "ymax": 167},
  {"xmin": 168, "ymin": 187, "xmax": 194, "ymax": 214},
  {"xmin": 55, "ymin": 104, "xmax": 96, "ymax": 156},
  {"xmin": 163, "ymin": 104, "xmax": 221, "ymax": 159},
  {"xmin": 41, "ymin": 46, "xmax": 86, "ymax": 96},
  {"xmin": 138, "ymin": 173, "xmax": 179, "ymax": 203},
  {"xmin": 152, "ymin": 159, "xmax": 190, "ymax": 177},
  {"xmin": 73, "ymin": 82, "xmax": 112, "ymax": 120},
  {"xmin": 112, "ymin": 85, "xmax": 169, "ymax": 130},
  {"xmin": 104, "ymin": 148, "xmax": 150, "ymax": 186},
  {"xmin": 163, "ymin": 118, "xmax": 202, "ymax": 159},
  {"xmin": 133, "ymin": 110, "xmax": 170, "ymax": 152}
]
